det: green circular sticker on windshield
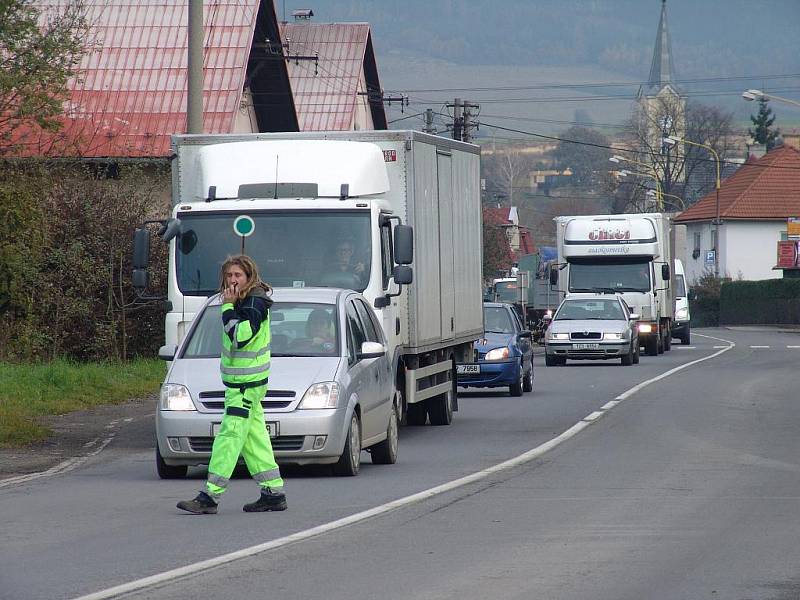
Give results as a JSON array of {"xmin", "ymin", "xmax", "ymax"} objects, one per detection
[{"xmin": 233, "ymin": 215, "xmax": 255, "ymax": 237}]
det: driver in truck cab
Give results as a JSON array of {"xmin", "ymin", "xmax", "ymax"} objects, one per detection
[{"xmin": 329, "ymin": 239, "xmax": 366, "ymax": 286}]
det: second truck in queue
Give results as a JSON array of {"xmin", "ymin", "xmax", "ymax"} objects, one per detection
[{"xmin": 551, "ymin": 213, "xmax": 675, "ymax": 356}]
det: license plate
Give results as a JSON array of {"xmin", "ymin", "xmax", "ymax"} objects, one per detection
[
  {"xmin": 457, "ymin": 364, "xmax": 480, "ymax": 374},
  {"xmin": 212, "ymin": 421, "xmax": 278, "ymax": 437},
  {"xmin": 573, "ymin": 343, "xmax": 600, "ymax": 350}
]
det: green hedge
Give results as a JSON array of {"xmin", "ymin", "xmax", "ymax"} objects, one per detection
[{"xmin": 719, "ymin": 279, "xmax": 800, "ymax": 325}]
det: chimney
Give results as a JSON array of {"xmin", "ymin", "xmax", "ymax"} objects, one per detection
[{"xmin": 748, "ymin": 142, "xmax": 767, "ymax": 159}]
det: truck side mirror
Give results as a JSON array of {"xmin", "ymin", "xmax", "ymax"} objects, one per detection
[
  {"xmin": 394, "ymin": 225, "xmax": 413, "ymax": 265},
  {"xmin": 133, "ymin": 228, "xmax": 150, "ymax": 269},
  {"xmin": 132, "ymin": 268, "xmax": 150, "ymax": 291},
  {"xmin": 662, "ymin": 264, "xmax": 670, "ymax": 281},
  {"xmin": 158, "ymin": 218, "xmax": 182, "ymax": 243},
  {"xmin": 549, "ymin": 265, "xmax": 558, "ymax": 286},
  {"xmin": 393, "ymin": 265, "xmax": 413, "ymax": 285}
]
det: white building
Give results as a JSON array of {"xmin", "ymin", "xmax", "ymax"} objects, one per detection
[{"xmin": 675, "ymin": 145, "xmax": 800, "ymax": 284}]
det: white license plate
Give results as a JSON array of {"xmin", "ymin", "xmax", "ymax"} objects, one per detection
[
  {"xmin": 457, "ymin": 364, "xmax": 480, "ymax": 374},
  {"xmin": 573, "ymin": 343, "xmax": 600, "ymax": 350},
  {"xmin": 212, "ymin": 421, "xmax": 278, "ymax": 437}
]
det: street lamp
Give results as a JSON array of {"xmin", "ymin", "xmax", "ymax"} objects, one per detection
[
  {"xmin": 742, "ymin": 89, "xmax": 800, "ymax": 108},
  {"xmin": 663, "ymin": 135, "xmax": 721, "ymax": 277},
  {"xmin": 610, "ymin": 156, "xmax": 663, "ymax": 210},
  {"xmin": 646, "ymin": 189, "xmax": 685, "ymax": 211}
]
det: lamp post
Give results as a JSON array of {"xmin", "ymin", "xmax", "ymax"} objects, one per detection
[
  {"xmin": 646, "ymin": 189, "xmax": 685, "ymax": 211},
  {"xmin": 663, "ymin": 135, "xmax": 721, "ymax": 277},
  {"xmin": 742, "ymin": 89, "xmax": 800, "ymax": 108},
  {"xmin": 610, "ymin": 156, "xmax": 663, "ymax": 210}
]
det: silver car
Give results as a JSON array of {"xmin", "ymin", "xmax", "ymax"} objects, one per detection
[
  {"xmin": 544, "ymin": 294, "xmax": 640, "ymax": 366},
  {"xmin": 156, "ymin": 288, "xmax": 398, "ymax": 478}
]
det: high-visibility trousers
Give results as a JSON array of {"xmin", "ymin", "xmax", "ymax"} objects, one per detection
[{"xmin": 205, "ymin": 383, "xmax": 283, "ymax": 499}]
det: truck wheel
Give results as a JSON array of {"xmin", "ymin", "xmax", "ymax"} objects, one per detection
[
  {"xmin": 370, "ymin": 403, "xmax": 398, "ymax": 465},
  {"xmin": 333, "ymin": 413, "xmax": 361, "ymax": 476},
  {"xmin": 645, "ymin": 336, "xmax": 659, "ymax": 356},
  {"xmin": 663, "ymin": 329, "xmax": 672, "ymax": 351},
  {"xmin": 406, "ymin": 402, "xmax": 427, "ymax": 426},
  {"xmin": 545, "ymin": 354, "xmax": 558, "ymax": 366},
  {"xmin": 680, "ymin": 327, "xmax": 691, "ymax": 345},
  {"xmin": 657, "ymin": 332, "xmax": 664, "ymax": 354},
  {"xmin": 156, "ymin": 446, "xmax": 187, "ymax": 480},
  {"xmin": 428, "ymin": 385, "xmax": 453, "ymax": 426}
]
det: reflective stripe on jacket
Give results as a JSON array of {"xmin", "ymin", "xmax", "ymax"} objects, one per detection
[{"xmin": 220, "ymin": 301, "xmax": 271, "ymax": 385}]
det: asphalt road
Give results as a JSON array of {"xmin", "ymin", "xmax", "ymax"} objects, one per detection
[{"xmin": 4, "ymin": 327, "xmax": 800, "ymax": 600}]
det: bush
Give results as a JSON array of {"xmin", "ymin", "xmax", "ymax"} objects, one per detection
[
  {"xmin": 689, "ymin": 272, "xmax": 725, "ymax": 327},
  {"xmin": 720, "ymin": 278, "xmax": 800, "ymax": 325},
  {"xmin": 0, "ymin": 160, "xmax": 169, "ymax": 361}
]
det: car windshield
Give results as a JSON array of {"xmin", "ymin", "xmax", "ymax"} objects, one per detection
[
  {"xmin": 175, "ymin": 211, "xmax": 371, "ymax": 295},
  {"xmin": 555, "ymin": 299, "xmax": 625, "ymax": 321},
  {"xmin": 484, "ymin": 306, "xmax": 514, "ymax": 333},
  {"xmin": 181, "ymin": 302, "xmax": 340, "ymax": 358}
]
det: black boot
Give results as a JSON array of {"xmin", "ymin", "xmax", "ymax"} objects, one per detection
[
  {"xmin": 243, "ymin": 488, "xmax": 287, "ymax": 512},
  {"xmin": 177, "ymin": 491, "xmax": 218, "ymax": 514}
]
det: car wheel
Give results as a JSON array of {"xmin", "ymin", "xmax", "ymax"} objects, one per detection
[
  {"xmin": 633, "ymin": 341, "xmax": 640, "ymax": 364},
  {"xmin": 621, "ymin": 344, "xmax": 634, "ymax": 366},
  {"xmin": 681, "ymin": 327, "xmax": 691, "ymax": 345},
  {"xmin": 522, "ymin": 358, "xmax": 534, "ymax": 392},
  {"xmin": 370, "ymin": 403, "xmax": 398, "ymax": 465},
  {"xmin": 156, "ymin": 446, "xmax": 187, "ymax": 480},
  {"xmin": 333, "ymin": 413, "xmax": 361, "ymax": 476},
  {"xmin": 509, "ymin": 366, "xmax": 523, "ymax": 396}
]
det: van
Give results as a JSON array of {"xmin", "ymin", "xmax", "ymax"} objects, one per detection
[{"xmin": 672, "ymin": 259, "xmax": 690, "ymax": 344}]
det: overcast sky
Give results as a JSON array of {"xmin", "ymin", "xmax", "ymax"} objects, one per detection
[{"xmin": 280, "ymin": 0, "xmax": 800, "ymax": 137}]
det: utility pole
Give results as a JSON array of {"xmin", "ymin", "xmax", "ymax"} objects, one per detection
[
  {"xmin": 422, "ymin": 108, "xmax": 435, "ymax": 134},
  {"xmin": 451, "ymin": 98, "xmax": 462, "ymax": 141},
  {"xmin": 461, "ymin": 100, "xmax": 479, "ymax": 143},
  {"xmin": 187, "ymin": 0, "xmax": 204, "ymax": 133}
]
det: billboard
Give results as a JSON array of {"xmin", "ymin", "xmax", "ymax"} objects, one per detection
[{"xmin": 776, "ymin": 240, "xmax": 800, "ymax": 269}]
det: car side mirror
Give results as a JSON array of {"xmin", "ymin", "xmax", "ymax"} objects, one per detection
[
  {"xmin": 158, "ymin": 344, "xmax": 177, "ymax": 361},
  {"xmin": 518, "ymin": 331, "xmax": 532, "ymax": 339},
  {"xmin": 358, "ymin": 341, "xmax": 386, "ymax": 359},
  {"xmin": 629, "ymin": 313, "xmax": 640, "ymax": 321}
]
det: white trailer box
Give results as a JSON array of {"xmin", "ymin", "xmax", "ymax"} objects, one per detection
[{"xmin": 138, "ymin": 131, "xmax": 483, "ymax": 426}]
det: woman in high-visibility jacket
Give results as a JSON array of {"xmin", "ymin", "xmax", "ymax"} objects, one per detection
[{"xmin": 178, "ymin": 255, "xmax": 286, "ymax": 514}]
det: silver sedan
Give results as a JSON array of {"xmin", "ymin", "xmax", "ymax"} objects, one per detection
[
  {"xmin": 155, "ymin": 288, "xmax": 398, "ymax": 478},
  {"xmin": 544, "ymin": 294, "xmax": 640, "ymax": 366}
]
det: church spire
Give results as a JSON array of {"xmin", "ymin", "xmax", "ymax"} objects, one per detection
[{"xmin": 647, "ymin": 0, "xmax": 677, "ymax": 93}]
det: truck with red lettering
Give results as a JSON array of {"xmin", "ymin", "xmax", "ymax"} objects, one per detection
[{"xmin": 551, "ymin": 213, "xmax": 675, "ymax": 356}]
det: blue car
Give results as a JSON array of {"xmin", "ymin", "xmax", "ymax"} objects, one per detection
[{"xmin": 457, "ymin": 302, "xmax": 535, "ymax": 396}]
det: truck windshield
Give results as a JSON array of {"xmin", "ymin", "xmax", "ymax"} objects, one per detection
[
  {"xmin": 175, "ymin": 211, "xmax": 371, "ymax": 295},
  {"xmin": 568, "ymin": 258, "xmax": 651, "ymax": 293},
  {"xmin": 494, "ymin": 281, "xmax": 521, "ymax": 302}
]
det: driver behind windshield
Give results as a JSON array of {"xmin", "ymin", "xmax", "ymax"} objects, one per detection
[{"xmin": 320, "ymin": 239, "xmax": 367, "ymax": 289}]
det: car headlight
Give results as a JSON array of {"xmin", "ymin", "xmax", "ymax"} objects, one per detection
[
  {"xmin": 299, "ymin": 382, "xmax": 339, "ymax": 409},
  {"xmin": 676, "ymin": 307, "xmax": 689, "ymax": 320},
  {"xmin": 549, "ymin": 332, "xmax": 569, "ymax": 341},
  {"xmin": 484, "ymin": 347, "xmax": 510, "ymax": 361},
  {"xmin": 604, "ymin": 332, "xmax": 624, "ymax": 340},
  {"xmin": 638, "ymin": 323, "xmax": 654, "ymax": 333},
  {"xmin": 160, "ymin": 384, "xmax": 196, "ymax": 411}
]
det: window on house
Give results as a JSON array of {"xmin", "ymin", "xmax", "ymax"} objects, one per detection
[
  {"xmin": 692, "ymin": 232, "xmax": 701, "ymax": 259},
  {"xmin": 711, "ymin": 229, "xmax": 718, "ymax": 251}
]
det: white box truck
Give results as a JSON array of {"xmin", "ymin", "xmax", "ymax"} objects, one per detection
[
  {"xmin": 552, "ymin": 213, "xmax": 675, "ymax": 356},
  {"xmin": 133, "ymin": 131, "xmax": 483, "ymax": 426}
]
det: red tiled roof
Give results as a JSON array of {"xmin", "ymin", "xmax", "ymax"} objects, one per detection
[
  {"xmin": 11, "ymin": 0, "xmax": 261, "ymax": 158},
  {"xmin": 483, "ymin": 207, "xmax": 511, "ymax": 225},
  {"xmin": 675, "ymin": 145, "xmax": 800, "ymax": 222},
  {"xmin": 518, "ymin": 229, "xmax": 536, "ymax": 255},
  {"xmin": 279, "ymin": 22, "xmax": 381, "ymax": 131}
]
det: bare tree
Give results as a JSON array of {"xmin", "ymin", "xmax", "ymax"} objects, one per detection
[{"xmin": 482, "ymin": 148, "xmax": 531, "ymax": 206}]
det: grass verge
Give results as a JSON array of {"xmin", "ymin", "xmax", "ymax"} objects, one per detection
[{"xmin": 0, "ymin": 358, "xmax": 165, "ymax": 447}]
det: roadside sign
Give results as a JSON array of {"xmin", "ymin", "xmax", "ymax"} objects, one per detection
[
  {"xmin": 788, "ymin": 217, "xmax": 800, "ymax": 240},
  {"xmin": 233, "ymin": 215, "xmax": 255, "ymax": 237},
  {"xmin": 705, "ymin": 250, "xmax": 715, "ymax": 266}
]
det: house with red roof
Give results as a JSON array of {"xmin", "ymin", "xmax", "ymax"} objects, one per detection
[
  {"xmin": 675, "ymin": 145, "xmax": 800, "ymax": 283},
  {"xmin": 7, "ymin": 1, "xmax": 387, "ymax": 160},
  {"xmin": 483, "ymin": 205, "xmax": 536, "ymax": 263}
]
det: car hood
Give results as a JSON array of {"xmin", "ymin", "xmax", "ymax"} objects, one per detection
[
  {"xmin": 549, "ymin": 319, "xmax": 629, "ymax": 334},
  {"xmin": 476, "ymin": 331, "xmax": 514, "ymax": 350},
  {"xmin": 166, "ymin": 356, "xmax": 343, "ymax": 401}
]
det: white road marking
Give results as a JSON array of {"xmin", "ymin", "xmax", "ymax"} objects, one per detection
[
  {"xmin": 749, "ymin": 345, "xmax": 770, "ymax": 349},
  {"xmin": 788, "ymin": 346, "xmax": 800, "ymax": 349},
  {"xmin": 601, "ymin": 400, "xmax": 620, "ymax": 410},
  {"xmin": 713, "ymin": 345, "xmax": 728, "ymax": 348},
  {"xmin": 71, "ymin": 332, "xmax": 738, "ymax": 600},
  {"xmin": 675, "ymin": 346, "xmax": 695, "ymax": 349}
]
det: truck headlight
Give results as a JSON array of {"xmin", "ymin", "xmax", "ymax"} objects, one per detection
[
  {"xmin": 604, "ymin": 332, "xmax": 624, "ymax": 340},
  {"xmin": 160, "ymin": 384, "xmax": 196, "ymax": 411},
  {"xmin": 549, "ymin": 332, "xmax": 569, "ymax": 341},
  {"xmin": 484, "ymin": 347, "xmax": 510, "ymax": 361},
  {"xmin": 299, "ymin": 382, "xmax": 339, "ymax": 409},
  {"xmin": 676, "ymin": 307, "xmax": 689, "ymax": 320},
  {"xmin": 638, "ymin": 323, "xmax": 654, "ymax": 333}
]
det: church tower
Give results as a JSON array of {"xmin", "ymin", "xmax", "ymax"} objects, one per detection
[{"xmin": 637, "ymin": 0, "xmax": 686, "ymax": 194}]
